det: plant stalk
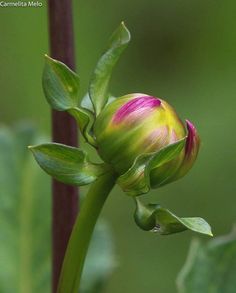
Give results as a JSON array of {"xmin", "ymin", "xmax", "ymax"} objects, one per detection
[
  {"xmin": 57, "ymin": 172, "xmax": 116, "ymax": 293},
  {"xmin": 47, "ymin": 1, "xmax": 78, "ymax": 292}
]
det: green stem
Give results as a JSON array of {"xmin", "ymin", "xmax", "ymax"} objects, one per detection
[{"xmin": 57, "ymin": 172, "xmax": 116, "ymax": 293}]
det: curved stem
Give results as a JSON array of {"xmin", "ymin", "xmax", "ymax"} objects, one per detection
[{"xmin": 57, "ymin": 172, "xmax": 116, "ymax": 293}]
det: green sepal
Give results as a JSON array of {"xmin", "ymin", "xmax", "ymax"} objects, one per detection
[
  {"xmin": 68, "ymin": 107, "xmax": 96, "ymax": 147},
  {"xmin": 29, "ymin": 143, "xmax": 108, "ymax": 186},
  {"xmin": 117, "ymin": 138, "xmax": 186, "ymax": 196},
  {"xmin": 134, "ymin": 199, "xmax": 213, "ymax": 236},
  {"xmin": 89, "ymin": 22, "xmax": 131, "ymax": 115},
  {"xmin": 42, "ymin": 55, "xmax": 80, "ymax": 111}
]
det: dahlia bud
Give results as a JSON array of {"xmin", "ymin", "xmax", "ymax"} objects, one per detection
[
  {"xmin": 30, "ymin": 22, "xmax": 211, "ymax": 242},
  {"xmin": 94, "ymin": 93, "xmax": 200, "ymax": 195}
]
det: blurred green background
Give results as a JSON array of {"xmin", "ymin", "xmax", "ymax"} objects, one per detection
[{"xmin": 1, "ymin": 0, "xmax": 236, "ymax": 292}]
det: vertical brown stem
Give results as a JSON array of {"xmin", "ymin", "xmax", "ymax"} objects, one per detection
[{"xmin": 47, "ymin": 1, "xmax": 79, "ymax": 292}]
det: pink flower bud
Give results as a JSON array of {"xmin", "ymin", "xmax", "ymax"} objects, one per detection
[{"xmin": 94, "ymin": 93, "xmax": 200, "ymax": 188}]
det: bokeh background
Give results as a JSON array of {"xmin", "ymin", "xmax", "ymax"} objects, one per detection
[{"xmin": 1, "ymin": 0, "xmax": 236, "ymax": 292}]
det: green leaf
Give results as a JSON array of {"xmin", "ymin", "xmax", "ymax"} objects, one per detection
[
  {"xmin": 89, "ymin": 22, "xmax": 131, "ymax": 115},
  {"xmin": 81, "ymin": 220, "xmax": 116, "ymax": 293},
  {"xmin": 29, "ymin": 143, "xmax": 108, "ymax": 186},
  {"xmin": 0, "ymin": 125, "xmax": 51, "ymax": 293},
  {"xmin": 68, "ymin": 107, "xmax": 97, "ymax": 146},
  {"xmin": 177, "ymin": 228, "xmax": 236, "ymax": 293},
  {"xmin": 117, "ymin": 138, "xmax": 186, "ymax": 196},
  {"xmin": 153, "ymin": 206, "xmax": 213, "ymax": 236},
  {"xmin": 134, "ymin": 199, "xmax": 212, "ymax": 236},
  {"xmin": 42, "ymin": 56, "xmax": 98, "ymax": 147},
  {"xmin": 42, "ymin": 55, "xmax": 80, "ymax": 111}
]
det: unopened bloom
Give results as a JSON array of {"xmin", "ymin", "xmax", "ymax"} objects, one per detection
[{"xmin": 94, "ymin": 93, "xmax": 200, "ymax": 193}]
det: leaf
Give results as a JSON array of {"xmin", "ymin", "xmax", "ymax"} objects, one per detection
[
  {"xmin": 89, "ymin": 22, "xmax": 131, "ymax": 115},
  {"xmin": 0, "ymin": 125, "xmax": 51, "ymax": 293},
  {"xmin": 177, "ymin": 228, "xmax": 236, "ymax": 293},
  {"xmin": 81, "ymin": 220, "xmax": 117, "ymax": 293},
  {"xmin": 153, "ymin": 206, "xmax": 213, "ymax": 236},
  {"xmin": 29, "ymin": 143, "xmax": 108, "ymax": 186},
  {"xmin": 117, "ymin": 138, "xmax": 186, "ymax": 196},
  {"xmin": 42, "ymin": 56, "xmax": 98, "ymax": 147},
  {"xmin": 42, "ymin": 55, "xmax": 80, "ymax": 111},
  {"xmin": 134, "ymin": 199, "xmax": 213, "ymax": 236},
  {"xmin": 68, "ymin": 107, "xmax": 97, "ymax": 146}
]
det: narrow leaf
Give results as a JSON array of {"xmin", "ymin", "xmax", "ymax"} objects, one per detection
[
  {"xmin": 117, "ymin": 138, "xmax": 186, "ymax": 196},
  {"xmin": 89, "ymin": 22, "xmax": 131, "ymax": 115},
  {"xmin": 29, "ymin": 143, "xmax": 107, "ymax": 186},
  {"xmin": 177, "ymin": 228, "xmax": 236, "ymax": 293},
  {"xmin": 42, "ymin": 55, "xmax": 80, "ymax": 111}
]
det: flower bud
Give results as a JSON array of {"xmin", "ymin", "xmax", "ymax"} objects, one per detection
[{"xmin": 94, "ymin": 93, "xmax": 200, "ymax": 190}]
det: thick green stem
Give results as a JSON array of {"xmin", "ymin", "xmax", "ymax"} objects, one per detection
[{"xmin": 57, "ymin": 172, "xmax": 116, "ymax": 293}]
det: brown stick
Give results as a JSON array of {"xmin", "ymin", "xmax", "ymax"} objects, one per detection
[{"xmin": 47, "ymin": 1, "xmax": 79, "ymax": 292}]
